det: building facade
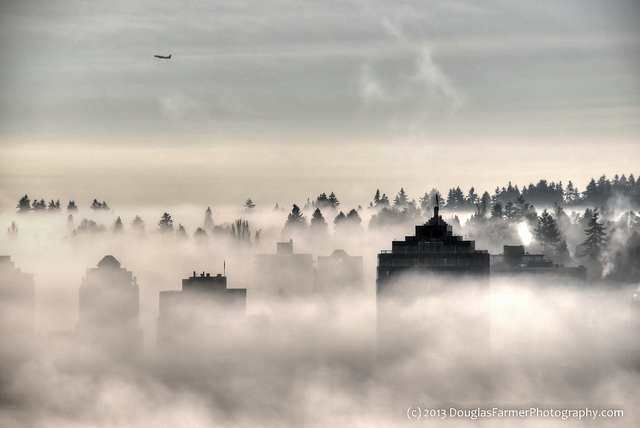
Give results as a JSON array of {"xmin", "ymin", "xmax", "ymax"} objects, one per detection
[
  {"xmin": 256, "ymin": 240, "xmax": 314, "ymax": 298},
  {"xmin": 157, "ymin": 272, "xmax": 256, "ymax": 376},
  {"xmin": 316, "ymin": 249, "xmax": 363, "ymax": 292},
  {"xmin": 377, "ymin": 206, "xmax": 490, "ymax": 295},
  {"xmin": 77, "ymin": 255, "xmax": 143, "ymax": 362},
  {"xmin": 490, "ymin": 245, "xmax": 587, "ymax": 284}
]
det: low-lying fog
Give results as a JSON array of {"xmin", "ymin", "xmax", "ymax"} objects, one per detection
[{"xmin": 1, "ymin": 205, "xmax": 638, "ymax": 427}]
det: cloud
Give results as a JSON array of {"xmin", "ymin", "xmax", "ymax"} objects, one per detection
[{"xmin": 356, "ymin": 47, "xmax": 464, "ymax": 136}]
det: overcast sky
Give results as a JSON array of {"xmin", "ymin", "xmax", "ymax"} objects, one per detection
[{"xmin": 1, "ymin": 0, "xmax": 639, "ymax": 210}]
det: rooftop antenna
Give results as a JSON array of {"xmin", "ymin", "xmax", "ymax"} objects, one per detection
[
  {"xmin": 434, "ymin": 194, "xmax": 440, "ymax": 220},
  {"xmin": 223, "ymin": 260, "xmax": 226, "ymax": 277}
]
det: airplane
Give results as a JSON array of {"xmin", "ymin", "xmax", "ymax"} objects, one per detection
[{"xmin": 154, "ymin": 54, "xmax": 171, "ymax": 59}]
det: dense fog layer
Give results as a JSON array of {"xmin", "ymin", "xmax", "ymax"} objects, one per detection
[{"xmin": 1, "ymin": 203, "xmax": 639, "ymax": 427}]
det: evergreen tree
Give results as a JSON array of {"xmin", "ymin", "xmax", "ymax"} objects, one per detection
[
  {"xmin": 309, "ymin": 208, "xmax": 329, "ymax": 236},
  {"xmin": 373, "ymin": 189, "xmax": 381, "ymax": 207},
  {"xmin": 244, "ymin": 198, "xmax": 255, "ymax": 212},
  {"xmin": 491, "ymin": 202, "xmax": 504, "ymax": 219},
  {"xmin": 17, "ymin": 195, "xmax": 31, "ymax": 213},
  {"xmin": 394, "ymin": 188, "xmax": 409, "ymax": 208},
  {"xmin": 7, "ymin": 221, "xmax": 18, "ymax": 238},
  {"xmin": 582, "ymin": 178, "xmax": 598, "ymax": 204},
  {"xmin": 113, "ymin": 216, "xmax": 123, "ymax": 233},
  {"xmin": 67, "ymin": 200, "xmax": 78, "ymax": 211},
  {"xmin": 158, "ymin": 213, "xmax": 174, "ymax": 233},
  {"xmin": 555, "ymin": 239, "xmax": 572, "ymax": 266},
  {"xmin": 535, "ymin": 209, "xmax": 562, "ymax": 256},
  {"xmin": 466, "ymin": 187, "xmax": 479, "ymax": 209},
  {"xmin": 419, "ymin": 192, "xmax": 431, "ymax": 212},
  {"xmin": 283, "ymin": 204, "xmax": 307, "ymax": 235},
  {"xmin": 328, "ymin": 192, "xmax": 340, "ymax": 210},
  {"xmin": 32, "ymin": 199, "xmax": 46, "ymax": 211},
  {"xmin": 194, "ymin": 227, "xmax": 208, "ymax": 240},
  {"xmin": 345, "ymin": 209, "xmax": 362, "ymax": 226},
  {"xmin": 131, "ymin": 215, "xmax": 145, "ymax": 233},
  {"xmin": 564, "ymin": 180, "xmax": 580, "ymax": 205},
  {"xmin": 91, "ymin": 199, "xmax": 109, "ymax": 211},
  {"xmin": 581, "ymin": 209, "xmax": 607, "ymax": 259},
  {"xmin": 204, "ymin": 207, "xmax": 214, "ymax": 230},
  {"xmin": 176, "ymin": 224, "xmax": 188, "ymax": 239},
  {"xmin": 48, "ymin": 200, "xmax": 61, "ymax": 211}
]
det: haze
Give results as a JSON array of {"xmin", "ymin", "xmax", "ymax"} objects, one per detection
[{"xmin": 1, "ymin": 0, "xmax": 639, "ymax": 209}]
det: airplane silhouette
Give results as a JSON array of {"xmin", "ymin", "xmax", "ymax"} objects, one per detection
[{"xmin": 154, "ymin": 54, "xmax": 171, "ymax": 59}]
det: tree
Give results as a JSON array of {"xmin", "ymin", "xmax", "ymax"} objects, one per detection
[
  {"xmin": 91, "ymin": 199, "xmax": 109, "ymax": 211},
  {"xmin": 564, "ymin": 180, "xmax": 580, "ymax": 205},
  {"xmin": 394, "ymin": 188, "xmax": 409, "ymax": 208},
  {"xmin": 309, "ymin": 208, "xmax": 329, "ymax": 236},
  {"xmin": 445, "ymin": 187, "xmax": 465, "ymax": 210},
  {"xmin": 231, "ymin": 219, "xmax": 251, "ymax": 242},
  {"xmin": 490, "ymin": 202, "xmax": 504, "ymax": 219},
  {"xmin": 131, "ymin": 215, "xmax": 145, "ymax": 234},
  {"xmin": 244, "ymin": 198, "xmax": 255, "ymax": 212},
  {"xmin": 113, "ymin": 216, "xmax": 123, "ymax": 233},
  {"xmin": 204, "ymin": 207, "xmax": 214, "ymax": 230},
  {"xmin": 581, "ymin": 209, "xmax": 607, "ymax": 260},
  {"xmin": 555, "ymin": 240, "xmax": 572, "ymax": 266},
  {"xmin": 373, "ymin": 189, "xmax": 381, "ymax": 207},
  {"xmin": 176, "ymin": 224, "xmax": 188, "ymax": 239},
  {"xmin": 466, "ymin": 187, "xmax": 479, "ymax": 209},
  {"xmin": 67, "ymin": 201, "xmax": 78, "ymax": 212},
  {"xmin": 158, "ymin": 213, "xmax": 174, "ymax": 234},
  {"xmin": 283, "ymin": 204, "xmax": 307, "ymax": 236},
  {"xmin": 48, "ymin": 200, "xmax": 61, "ymax": 211},
  {"xmin": 328, "ymin": 192, "xmax": 340, "ymax": 210},
  {"xmin": 17, "ymin": 195, "xmax": 31, "ymax": 213},
  {"xmin": 32, "ymin": 199, "xmax": 46, "ymax": 211},
  {"xmin": 535, "ymin": 209, "xmax": 562, "ymax": 257},
  {"xmin": 7, "ymin": 221, "xmax": 18, "ymax": 238},
  {"xmin": 345, "ymin": 209, "xmax": 362, "ymax": 226},
  {"xmin": 333, "ymin": 211, "xmax": 346, "ymax": 228},
  {"xmin": 194, "ymin": 227, "xmax": 208, "ymax": 241}
]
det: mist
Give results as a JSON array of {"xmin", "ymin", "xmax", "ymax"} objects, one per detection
[{"xmin": 1, "ymin": 201, "xmax": 639, "ymax": 427}]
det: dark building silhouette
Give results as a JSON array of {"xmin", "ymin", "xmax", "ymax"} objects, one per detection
[
  {"xmin": 0, "ymin": 256, "xmax": 35, "ymax": 385},
  {"xmin": 316, "ymin": 249, "xmax": 363, "ymax": 292},
  {"xmin": 256, "ymin": 240, "xmax": 314, "ymax": 298},
  {"xmin": 157, "ymin": 272, "xmax": 260, "ymax": 376},
  {"xmin": 490, "ymin": 245, "xmax": 587, "ymax": 284},
  {"xmin": 376, "ymin": 208, "xmax": 491, "ymax": 367},
  {"xmin": 377, "ymin": 205, "xmax": 490, "ymax": 295},
  {"xmin": 76, "ymin": 255, "xmax": 143, "ymax": 363}
]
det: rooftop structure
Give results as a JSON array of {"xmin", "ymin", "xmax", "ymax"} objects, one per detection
[
  {"xmin": 316, "ymin": 250, "xmax": 363, "ymax": 292},
  {"xmin": 377, "ymin": 205, "xmax": 490, "ymax": 295},
  {"xmin": 490, "ymin": 245, "xmax": 587, "ymax": 284},
  {"xmin": 157, "ymin": 271, "xmax": 256, "ymax": 375},
  {"xmin": 77, "ymin": 255, "xmax": 142, "ymax": 362},
  {"xmin": 256, "ymin": 239, "xmax": 314, "ymax": 298}
]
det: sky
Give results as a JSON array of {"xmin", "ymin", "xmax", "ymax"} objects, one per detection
[{"xmin": 1, "ymin": 0, "xmax": 639, "ymax": 211}]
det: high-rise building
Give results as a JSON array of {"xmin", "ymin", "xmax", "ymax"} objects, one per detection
[
  {"xmin": 256, "ymin": 240, "xmax": 314, "ymax": 298},
  {"xmin": 77, "ymin": 255, "xmax": 142, "ymax": 362},
  {"xmin": 0, "ymin": 256, "xmax": 35, "ymax": 379},
  {"xmin": 375, "ymin": 208, "xmax": 491, "ymax": 365},
  {"xmin": 316, "ymin": 250, "xmax": 363, "ymax": 292},
  {"xmin": 490, "ymin": 245, "xmax": 587, "ymax": 284},
  {"xmin": 157, "ymin": 272, "xmax": 258, "ymax": 376},
  {"xmin": 377, "ymin": 206, "xmax": 490, "ymax": 295}
]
